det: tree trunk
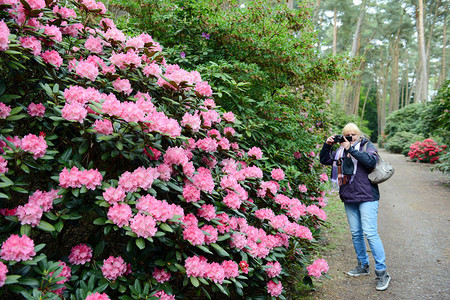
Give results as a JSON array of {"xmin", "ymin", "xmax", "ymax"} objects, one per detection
[
  {"xmin": 415, "ymin": 0, "xmax": 428, "ymax": 103},
  {"xmin": 388, "ymin": 20, "xmax": 402, "ymax": 114},
  {"xmin": 332, "ymin": 7, "xmax": 338, "ymax": 101},
  {"xmin": 339, "ymin": 0, "xmax": 366, "ymax": 110},
  {"xmin": 438, "ymin": 13, "xmax": 446, "ymax": 89},
  {"xmin": 287, "ymin": 0, "xmax": 293, "ymax": 9},
  {"xmin": 360, "ymin": 83, "xmax": 371, "ymax": 123}
]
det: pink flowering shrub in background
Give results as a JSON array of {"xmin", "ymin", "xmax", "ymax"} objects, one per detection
[
  {"xmin": 0, "ymin": 1, "xmax": 330, "ymax": 299},
  {"xmin": 408, "ymin": 139, "xmax": 447, "ymax": 163}
]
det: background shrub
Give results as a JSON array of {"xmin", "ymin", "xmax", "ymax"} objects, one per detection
[{"xmin": 385, "ymin": 131, "xmax": 425, "ymax": 155}]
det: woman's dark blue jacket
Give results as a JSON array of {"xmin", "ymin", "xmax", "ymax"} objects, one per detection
[{"xmin": 319, "ymin": 138, "xmax": 380, "ymax": 203}]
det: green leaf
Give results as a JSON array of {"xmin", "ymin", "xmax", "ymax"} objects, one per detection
[
  {"xmin": 18, "ymin": 277, "xmax": 40, "ymax": 287},
  {"xmin": 136, "ymin": 238, "xmax": 145, "ymax": 250},
  {"xmin": 20, "ymin": 224, "xmax": 31, "ymax": 236},
  {"xmin": 61, "ymin": 147, "xmax": 73, "ymax": 161},
  {"xmin": 0, "ymin": 192, "xmax": 9, "ymax": 199},
  {"xmin": 210, "ymin": 243, "xmax": 229, "ymax": 257},
  {"xmin": 4, "ymin": 275, "xmax": 21, "ymax": 285},
  {"xmin": 34, "ymin": 243, "xmax": 46, "ymax": 252},
  {"xmin": 190, "ymin": 276, "xmax": 200, "ymax": 287},
  {"xmin": 79, "ymin": 141, "xmax": 89, "ymax": 155},
  {"xmin": 6, "ymin": 114, "xmax": 26, "ymax": 121},
  {"xmin": 36, "ymin": 221, "xmax": 55, "ymax": 232},
  {"xmin": 0, "ymin": 174, "xmax": 14, "ymax": 185},
  {"xmin": 159, "ymin": 223, "xmax": 173, "ymax": 232},
  {"xmin": 93, "ymin": 218, "xmax": 107, "ymax": 225},
  {"xmin": 196, "ymin": 245, "xmax": 213, "ymax": 254},
  {"xmin": 54, "ymin": 220, "xmax": 64, "ymax": 232}
]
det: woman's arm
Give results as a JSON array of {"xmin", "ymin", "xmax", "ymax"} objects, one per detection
[{"xmin": 319, "ymin": 143, "xmax": 335, "ymax": 165}]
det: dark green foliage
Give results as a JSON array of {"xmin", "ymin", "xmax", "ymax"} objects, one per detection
[
  {"xmin": 422, "ymin": 80, "xmax": 450, "ymax": 145},
  {"xmin": 384, "ymin": 131, "xmax": 424, "ymax": 155}
]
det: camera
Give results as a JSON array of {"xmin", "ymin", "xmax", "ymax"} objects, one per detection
[{"xmin": 333, "ymin": 135, "xmax": 353, "ymax": 143}]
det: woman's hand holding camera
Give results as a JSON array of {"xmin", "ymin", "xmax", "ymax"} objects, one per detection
[{"xmin": 326, "ymin": 135, "xmax": 351, "ymax": 149}]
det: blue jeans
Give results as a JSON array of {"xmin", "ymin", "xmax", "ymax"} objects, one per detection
[{"xmin": 344, "ymin": 201, "xmax": 386, "ymax": 270}]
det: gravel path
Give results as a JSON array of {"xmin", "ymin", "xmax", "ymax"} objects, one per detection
[{"xmin": 312, "ymin": 147, "xmax": 450, "ymax": 300}]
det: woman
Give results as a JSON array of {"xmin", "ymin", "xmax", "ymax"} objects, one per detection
[{"xmin": 319, "ymin": 123, "xmax": 391, "ymax": 291}]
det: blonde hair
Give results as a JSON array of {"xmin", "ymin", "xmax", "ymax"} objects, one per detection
[{"xmin": 342, "ymin": 123, "xmax": 362, "ymax": 136}]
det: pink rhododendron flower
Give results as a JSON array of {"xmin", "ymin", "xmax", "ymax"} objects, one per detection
[
  {"xmin": 248, "ymin": 146, "xmax": 263, "ymax": 159},
  {"xmin": 163, "ymin": 146, "xmax": 189, "ymax": 166},
  {"xmin": 223, "ymin": 192, "xmax": 241, "ymax": 209},
  {"xmin": 0, "ymin": 102, "xmax": 11, "ymax": 119},
  {"xmin": 101, "ymin": 256, "xmax": 127, "ymax": 280},
  {"xmin": 27, "ymin": 103, "xmax": 45, "ymax": 117},
  {"xmin": 201, "ymin": 224, "xmax": 218, "ymax": 244},
  {"xmin": 85, "ymin": 36, "xmax": 103, "ymax": 53},
  {"xmin": 69, "ymin": 244, "xmax": 92, "ymax": 265},
  {"xmin": 183, "ymin": 185, "xmax": 201, "ymax": 203},
  {"xmin": 102, "ymin": 186, "xmax": 125, "ymax": 205},
  {"xmin": 306, "ymin": 204, "xmax": 327, "ymax": 221},
  {"xmin": 0, "ymin": 20, "xmax": 10, "ymax": 51},
  {"xmin": 16, "ymin": 202, "xmax": 43, "ymax": 227},
  {"xmin": 0, "ymin": 156, "xmax": 8, "ymax": 174},
  {"xmin": 267, "ymin": 280, "xmax": 283, "ymax": 297},
  {"xmin": 78, "ymin": 168, "xmax": 102, "ymax": 190},
  {"xmin": 76, "ymin": 60, "xmax": 99, "ymax": 81},
  {"xmin": 194, "ymin": 81, "xmax": 212, "ymax": 97},
  {"xmin": 221, "ymin": 260, "xmax": 239, "ymax": 279},
  {"xmin": 298, "ymin": 184, "xmax": 307, "ymax": 193},
  {"xmin": 153, "ymin": 290, "xmax": 175, "ymax": 300},
  {"xmin": 205, "ymin": 262, "xmax": 225, "ymax": 284},
  {"xmin": 271, "ymin": 168, "xmax": 285, "ymax": 181},
  {"xmin": 143, "ymin": 63, "xmax": 162, "ymax": 77},
  {"xmin": 26, "ymin": 0, "xmax": 46, "ymax": 10},
  {"xmin": 153, "ymin": 268, "xmax": 171, "ymax": 283},
  {"xmin": 307, "ymin": 258, "xmax": 329, "ymax": 278},
  {"xmin": 85, "ymin": 292, "xmax": 110, "ymax": 300},
  {"xmin": 255, "ymin": 208, "xmax": 275, "ymax": 220},
  {"xmin": 19, "ymin": 36, "xmax": 42, "ymax": 56},
  {"xmin": 224, "ymin": 127, "xmax": 235, "ymax": 136},
  {"xmin": 183, "ymin": 225, "xmax": 205, "ymax": 245},
  {"xmin": 0, "ymin": 261, "xmax": 7, "ymax": 287},
  {"xmin": 28, "ymin": 189, "xmax": 59, "ymax": 212},
  {"xmin": 196, "ymin": 137, "xmax": 218, "ymax": 152},
  {"xmin": 192, "ymin": 167, "xmax": 215, "ymax": 193},
  {"xmin": 61, "ymin": 102, "xmax": 87, "ymax": 123},
  {"xmin": 107, "ymin": 203, "xmax": 132, "ymax": 228},
  {"xmin": 319, "ymin": 173, "xmax": 328, "ymax": 182},
  {"xmin": 265, "ymin": 261, "xmax": 282, "ymax": 278},
  {"xmin": 181, "ymin": 112, "xmax": 201, "ymax": 132},
  {"xmin": 222, "ymin": 111, "xmax": 235, "ymax": 123},
  {"xmin": 130, "ymin": 213, "xmax": 157, "ymax": 238},
  {"xmin": 21, "ymin": 134, "xmax": 47, "ymax": 159},
  {"xmin": 94, "ymin": 119, "xmax": 113, "ymax": 135},
  {"xmin": 112, "ymin": 78, "xmax": 133, "ymax": 95},
  {"xmin": 197, "ymin": 204, "xmax": 216, "ymax": 221},
  {"xmin": 0, "ymin": 234, "xmax": 36, "ymax": 262},
  {"xmin": 43, "ymin": 25, "xmax": 62, "ymax": 43}
]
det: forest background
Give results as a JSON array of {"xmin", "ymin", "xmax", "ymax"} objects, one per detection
[{"xmin": 108, "ymin": 0, "xmax": 449, "ymax": 171}]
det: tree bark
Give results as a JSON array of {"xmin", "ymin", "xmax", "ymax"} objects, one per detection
[
  {"xmin": 438, "ymin": 12, "xmax": 446, "ymax": 89},
  {"xmin": 339, "ymin": 0, "xmax": 366, "ymax": 110},
  {"xmin": 332, "ymin": 7, "xmax": 338, "ymax": 102},
  {"xmin": 415, "ymin": 0, "xmax": 428, "ymax": 103},
  {"xmin": 388, "ymin": 18, "xmax": 403, "ymax": 114}
]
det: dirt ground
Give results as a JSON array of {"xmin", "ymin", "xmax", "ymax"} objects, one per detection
[{"xmin": 309, "ymin": 147, "xmax": 450, "ymax": 300}]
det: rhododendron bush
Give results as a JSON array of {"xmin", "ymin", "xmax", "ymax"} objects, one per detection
[
  {"xmin": 0, "ymin": 0, "xmax": 329, "ymax": 298},
  {"xmin": 408, "ymin": 139, "xmax": 447, "ymax": 164}
]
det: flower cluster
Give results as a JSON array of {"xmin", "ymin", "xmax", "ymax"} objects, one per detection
[
  {"xmin": 307, "ymin": 258, "xmax": 329, "ymax": 278},
  {"xmin": 408, "ymin": 139, "xmax": 447, "ymax": 163}
]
